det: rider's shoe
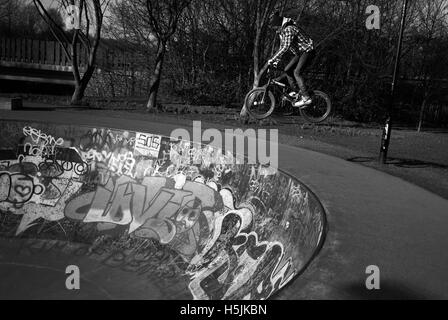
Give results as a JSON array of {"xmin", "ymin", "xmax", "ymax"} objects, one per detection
[
  {"xmin": 288, "ymin": 91, "xmax": 299, "ymax": 99},
  {"xmin": 293, "ymin": 96, "xmax": 312, "ymax": 107}
]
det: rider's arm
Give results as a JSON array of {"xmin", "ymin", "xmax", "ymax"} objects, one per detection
[{"xmin": 269, "ymin": 26, "xmax": 295, "ymax": 63}]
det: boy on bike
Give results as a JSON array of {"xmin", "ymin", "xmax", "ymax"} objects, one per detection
[{"xmin": 268, "ymin": 11, "xmax": 315, "ymax": 107}]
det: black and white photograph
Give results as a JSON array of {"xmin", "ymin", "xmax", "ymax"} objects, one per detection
[{"xmin": 0, "ymin": 0, "xmax": 447, "ymax": 307}]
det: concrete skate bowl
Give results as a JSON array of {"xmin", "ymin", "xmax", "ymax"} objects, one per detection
[{"xmin": 0, "ymin": 120, "xmax": 327, "ymax": 300}]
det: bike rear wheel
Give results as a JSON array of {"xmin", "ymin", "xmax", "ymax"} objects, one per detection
[
  {"xmin": 299, "ymin": 90, "xmax": 332, "ymax": 123},
  {"xmin": 244, "ymin": 88, "xmax": 276, "ymax": 120}
]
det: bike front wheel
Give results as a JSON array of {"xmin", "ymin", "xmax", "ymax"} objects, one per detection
[
  {"xmin": 244, "ymin": 88, "xmax": 276, "ymax": 120},
  {"xmin": 299, "ymin": 90, "xmax": 332, "ymax": 123}
]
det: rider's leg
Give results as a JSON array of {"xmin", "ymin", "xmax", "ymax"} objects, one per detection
[
  {"xmin": 284, "ymin": 55, "xmax": 300, "ymax": 93},
  {"xmin": 293, "ymin": 50, "xmax": 315, "ymax": 106},
  {"xmin": 293, "ymin": 50, "xmax": 315, "ymax": 98}
]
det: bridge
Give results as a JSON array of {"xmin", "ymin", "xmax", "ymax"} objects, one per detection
[{"xmin": 0, "ymin": 37, "xmax": 130, "ymax": 86}]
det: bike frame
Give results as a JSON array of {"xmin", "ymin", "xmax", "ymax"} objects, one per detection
[{"xmin": 260, "ymin": 68, "xmax": 299, "ymax": 106}]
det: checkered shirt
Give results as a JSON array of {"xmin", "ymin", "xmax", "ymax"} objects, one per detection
[{"xmin": 271, "ymin": 25, "xmax": 314, "ymax": 62}]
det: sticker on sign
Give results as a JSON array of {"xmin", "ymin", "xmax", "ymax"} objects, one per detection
[{"xmin": 134, "ymin": 133, "xmax": 162, "ymax": 157}]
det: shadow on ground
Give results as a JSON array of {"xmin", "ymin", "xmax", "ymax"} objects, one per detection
[
  {"xmin": 343, "ymin": 280, "xmax": 438, "ymax": 300},
  {"xmin": 347, "ymin": 156, "xmax": 448, "ymax": 170}
]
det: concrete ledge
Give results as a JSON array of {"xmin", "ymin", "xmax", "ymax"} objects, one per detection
[
  {"xmin": 0, "ymin": 74, "xmax": 75, "ymax": 85},
  {"xmin": 0, "ymin": 60, "xmax": 74, "ymax": 72},
  {"xmin": 0, "ymin": 97, "xmax": 22, "ymax": 110}
]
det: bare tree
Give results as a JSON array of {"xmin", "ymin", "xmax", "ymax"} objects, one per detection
[
  {"xmin": 33, "ymin": 0, "xmax": 110, "ymax": 105},
  {"xmin": 144, "ymin": 0, "xmax": 192, "ymax": 110},
  {"xmin": 106, "ymin": 0, "xmax": 155, "ymax": 95},
  {"xmin": 411, "ymin": 0, "xmax": 448, "ymax": 131},
  {"xmin": 0, "ymin": 0, "xmax": 11, "ymax": 20},
  {"xmin": 252, "ymin": 0, "xmax": 280, "ymax": 88},
  {"xmin": 0, "ymin": 0, "xmax": 24, "ymax": 34}
]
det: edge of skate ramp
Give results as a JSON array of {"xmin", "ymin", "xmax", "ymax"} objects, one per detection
[{"xmin": 0, "ymin": 120, "xmax": 327, "ymax": 300}]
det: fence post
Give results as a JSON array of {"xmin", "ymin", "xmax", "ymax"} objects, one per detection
[
  {"xmin": 10, "ymin": 38, "xmax": 14, "ymax": 61},
  {"xmin": 28, "ymin": 39, "xmax": 32, "ymax": 63},
  {"xmin": 14, "ymin": 38, "xmax": 19, "ymax": 61},
  {"xmin": 0, "ymin": 38, "xmax": 4, "ymax": 59}
]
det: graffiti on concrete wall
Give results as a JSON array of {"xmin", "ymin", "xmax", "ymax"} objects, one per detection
[{"xmin": 0, "ymin": 122, "xmax": 325, "ymax": 300}]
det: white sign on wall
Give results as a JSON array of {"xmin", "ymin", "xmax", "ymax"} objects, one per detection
[{"xmin": 134, "ymin": 133, "xmax": 162, "ymax": 157}]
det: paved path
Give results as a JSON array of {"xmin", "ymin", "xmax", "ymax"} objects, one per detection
[{"xmin": 2, "ymin": 110, "xmax": 448, "ymax": 299}]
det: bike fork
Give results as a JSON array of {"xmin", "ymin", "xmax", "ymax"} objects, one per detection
[{"xmin": 261, "ymin": 90, "xmax": 267, "ymax": 104}]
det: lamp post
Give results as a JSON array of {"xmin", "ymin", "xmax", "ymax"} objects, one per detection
[{"xmin": 379, "ymin": 0, "xmax": 409, "ymax": 164}]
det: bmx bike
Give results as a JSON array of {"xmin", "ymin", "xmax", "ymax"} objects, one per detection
[{"xmin": 244, "ymin": 66, "xmax": 332, "ymax": 123}]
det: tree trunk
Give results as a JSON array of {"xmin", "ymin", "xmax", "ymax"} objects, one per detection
[
  {"xmin": 69, "ymin": 27, "xmax": 100, "ymax": 105},
  {"xmin": 146, "ymin": 43, "xmax": 166, "ymax": 110},
  {"xmin": 71, "ymin": 83, "xmax": 86, "ymax": 105},
  {"xmin": 71, "ymin": 63, "xmax": 96, "ymax": 105},
  {"xmin": 242, "ymin": 0, "xmax": 265, "ymax": 119},
  {"xmin": 417, "ymin": 96, "xmax": 428, "ymax": 132},
  {"xmin": 253, "ymin": 28, "xmax": 262, "ymax": 88}
]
